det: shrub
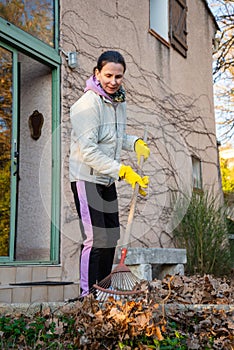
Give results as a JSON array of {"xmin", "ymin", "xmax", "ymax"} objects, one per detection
[{"xmin": 173, "ymin": 191, "xmax": 232, "ymax": 276}]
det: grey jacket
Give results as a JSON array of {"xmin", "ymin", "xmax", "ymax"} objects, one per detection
[{"xmin": 69, "ymin": 90, "xmax": 138, "ymax": 185}]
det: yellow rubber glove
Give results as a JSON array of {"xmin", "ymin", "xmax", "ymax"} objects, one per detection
[
  {"xmin": 135, "ymin": 139, "xmax": 150, "ymax": 165},
  {"xmin": 138, "ymin": 176, "xmax": 149, "ymax": 197},
  {"xmin": 119, "ymin": 165, "xmax": 149, "ymax": 194}
]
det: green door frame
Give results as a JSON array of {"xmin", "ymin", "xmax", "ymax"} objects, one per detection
[
  {"xmin": 0, "ymin": 12, "xmax": 61, "ymax": 265},
  {"xmin": 0, "ymin": 42, "xmax": 18, "ymax": 262}
]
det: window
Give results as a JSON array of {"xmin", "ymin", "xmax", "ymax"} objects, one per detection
[
  {"xmin": 0, "ymin": 46, "xmax": 12, "ymax": 257},
  {"xmin": 0, "ymin": 0, "xmax": 55, "ymax": 47},
  {"xmin": 150, "ymin": 0, "xmax": 169, "ymax": 43},
  {"xmin": 192, "ymin": 156, "xmax": 202, "ymax": 190},
  {"xmin": 149, "ymin": 0, "xmax": 188, "ymax": 57}
]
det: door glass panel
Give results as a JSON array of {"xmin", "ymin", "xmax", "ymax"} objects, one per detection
[
  {"xmin": 0, "ymin": 47, "xmax": 12, "ymax": 256},
  {"xmin": 0, "ymin": 0, "xmax": 54, "ymax": 47},
  {"xmin": 16, "ymin": 52, "xmax": 52, "ymax": 261}
]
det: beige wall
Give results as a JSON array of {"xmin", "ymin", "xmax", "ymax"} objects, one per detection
[{"xmin": 60, "ymin": 0, "xmax": 219, "ymax": 281}]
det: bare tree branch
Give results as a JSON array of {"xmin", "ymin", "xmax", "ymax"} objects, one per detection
[{"xmin": 208, "ymin": 0, "xmax": 234, "ymax": 143}]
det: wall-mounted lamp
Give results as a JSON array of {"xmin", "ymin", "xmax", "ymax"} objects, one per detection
[
  {"xmin": 67, "ymin": 52, "xmax": 78, "ymax": 69},
  {"xmin": 60, "ymin": 49, "xmax": 78, "ymax": 69}
]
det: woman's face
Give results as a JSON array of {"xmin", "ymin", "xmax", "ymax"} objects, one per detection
[{"xmin": 95, "ymin": 62, "xmax": 124, "ymax": 95}]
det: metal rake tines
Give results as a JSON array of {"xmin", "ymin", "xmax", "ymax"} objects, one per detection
[
  {"xmin": 89, "ymin": 248, "xmax": 145, "ymax": 303},
  {"xmin": 110, "ymin": 271, "xmax": 140, "ymax": 291},
  {"xmin": 93, "ymin": 271, "xmax": 143, "ymax": 297}
]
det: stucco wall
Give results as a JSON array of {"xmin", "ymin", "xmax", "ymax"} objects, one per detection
[
  {"xmin": 60, "ymin": 0, "xmax": 219, "ymax": 281},
  {"xmin": 170, "ymin": 0, "xmax": 219, "ymax": 193}
]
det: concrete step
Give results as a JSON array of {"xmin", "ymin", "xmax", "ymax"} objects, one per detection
[{"xmin": 0, "ymin": 282, "xmax": 80, "ymax": 304}]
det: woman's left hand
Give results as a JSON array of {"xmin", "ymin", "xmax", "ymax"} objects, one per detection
[{"xmin": 135, "ymin": 139, "xmax": 150, "ymax": 165}]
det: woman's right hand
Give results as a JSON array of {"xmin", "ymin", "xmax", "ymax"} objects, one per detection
[{"xmin": 118, "ymin": 165, "xmax": 149, "ymax": 196}]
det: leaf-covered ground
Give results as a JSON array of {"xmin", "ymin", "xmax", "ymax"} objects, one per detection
[{"xmin": 0, "ymin": 274, "xmax": 233, "ymax": 349}]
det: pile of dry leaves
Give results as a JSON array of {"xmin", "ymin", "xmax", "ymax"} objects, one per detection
[
  {"xmin": 60, "ymin": 274, "xmax": 234, "ymax": 349},
  {"xmin": 147, "ymin": 274, "xmax": 233, "ymax": 305}
]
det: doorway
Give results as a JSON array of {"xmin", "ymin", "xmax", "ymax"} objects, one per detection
[{"xmin": 0, "ymin": 44, "xmax": 53, "ymax": 262}]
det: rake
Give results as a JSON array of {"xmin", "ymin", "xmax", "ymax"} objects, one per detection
[
  {"xmin": 92, "ymin": 248, "xmax": 143, "ymax": 302},
  {"xmin": 92, "ymin": 129, "xmax": 148, "ymax": 303}
]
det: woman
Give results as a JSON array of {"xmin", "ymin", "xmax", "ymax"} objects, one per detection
[{"xmin": 69, "ymin": 50, "xmax": 150, "ymax": 296}]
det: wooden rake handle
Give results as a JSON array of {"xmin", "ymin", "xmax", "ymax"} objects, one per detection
[{"xmin": 123, "ymin": 127, "xmax": 148, "ymax": 246}]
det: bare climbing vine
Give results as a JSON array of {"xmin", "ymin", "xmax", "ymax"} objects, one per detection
[{"xmin": 60, "ymin": 3, "xmax": 219, "ymax": 250}]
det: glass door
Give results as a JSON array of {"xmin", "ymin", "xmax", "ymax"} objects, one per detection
[
  {"xmin": 0, "ymin": 43, "xmax": 54, "ymax": 262},
  {"xmin": 0, "ymin": 43, "xmax": 17, "ymax": 260}
]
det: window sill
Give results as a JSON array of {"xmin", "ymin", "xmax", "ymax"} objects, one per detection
[
  {"xmin": 148, "ymin": 29, "xmax": 170, "ymax": 48},
  {"xmin": 193, "ymin": 188, "xmax": 203, "ymax": 194}
]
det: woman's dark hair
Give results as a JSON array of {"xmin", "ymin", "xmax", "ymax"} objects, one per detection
[{"xmin": 93, "ymin": 50, "xmax": 126, "ymax": 74}]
